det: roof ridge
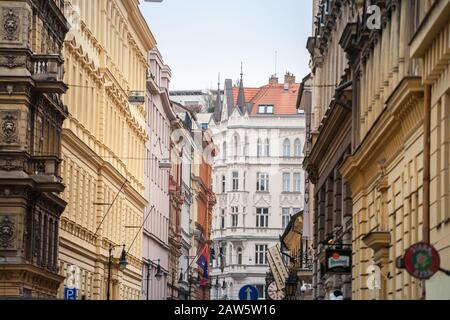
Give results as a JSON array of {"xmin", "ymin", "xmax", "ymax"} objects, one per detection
[{"xmin": 249, "ymin": 85, "xmax": 271, "ymax": 104}]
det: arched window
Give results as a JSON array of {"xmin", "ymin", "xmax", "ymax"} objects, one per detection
[
  {"xmin": 222, "ymin": 141, "xmax": 227, "ymax": 159},
  {"xmin": 257, "ymin": 139, "xmax": 262, "ymax": 157},
  {"xmin": 221, "ymin": 175, "xmax": 226, "ymax": 193},
  {"xmin": 237, "ymin": 247, "xmax": 243, "ymax": 265},
  {"xmin": 264, "ymin": 138, "xmax": 270, "ymax": 156},
  {"xmin": 233, "ymin": 135, "xmax": 240, "ymax": 156},
  {"xmin": 283, "ymin": 138, "xmax": 291, "ymax": 157},
  {"xmin": 294, "ymin": 139, "xmax": 302, "ymax": 157},
  {"xmin": 244, "ymin": 136, "xmax": 249, "ymax": 157}
]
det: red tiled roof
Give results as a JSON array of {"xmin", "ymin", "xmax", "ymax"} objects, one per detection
[
  {"xmin": 231, "ymin": 83, "xmax": 300, "ymax": 115},
  {"xmin": 231, "ymin": 87, "xmax": 260, "ymax": 106}
]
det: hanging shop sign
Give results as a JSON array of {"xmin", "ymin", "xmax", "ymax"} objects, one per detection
[
  {"xmin": 404, "ymin": 242, "xmax": 440, "ymax": 280},
  {"xmin": 325, "ymin": 249, "xmax": 352, "ymax": 274},
  {"xmin": 267, "ymin": 245, "xmax": 289, "ymax": 290}
]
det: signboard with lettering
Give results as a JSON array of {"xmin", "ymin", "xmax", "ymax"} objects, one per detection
[
  {"xmin": 64, "ymin": 287, "xmax": 77, "ymax": 300},
  {"xmin": 267, "ymin": 245, "xmax": 289, "ymax": 290},
  {"xmin": 325, "ymin": 249, "xmax": 352, "ymax": 274},
  {"xmin": 267, "ymin": 252, "xmax": 285, "ymax": 290}
]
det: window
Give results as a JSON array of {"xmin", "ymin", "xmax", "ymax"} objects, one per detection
[
  {"xmin": 222, "ymin": 142, "xmax": 227, "ymax": 159},
  {"xmin": 231, "ymin": 207, "xmax": 239, "ymax": 227},
  {"xmin": 221, "ymin": 175, "xmax": 226, "ymax": 193},
  {"xmin": 256, "ymin": 173, "xmax": 269, "ymax": 192},
  {"xmin": 244, "ymin": 136, "xmax": 249, "ymax": 156},
  {"xmin": 221, "ymin": 209, "xmax": 225, "ymax": 229},
  {"xmin": 232, "ymin": 172, "xmax": 239, "ymax": 191},
  {"xmin": 283, "ymin": 173, "xmax": 291, "ymax": 192},
  {"xmin": 255, "ymin": 244, "xmax": 268, "ymax": 265},
  {"xmin": 293, "ymin": 173, "xmax": 301, "ymax": 193},
  {"xmin": 243, "ymin": 172, "xmax": 246, "ymax": 191},
  {"xmin": 282, "ymin": 208, "xmax": 291, "ymax": 229},
  {"xmin": 257, "ymin": 139, "xmax": 262, "ymax": 157},
  {"xmin": 255, "ymin": 284, "xmax": 266, "ymax": 300},
  {"xmin": 292, "ymin": 208, "xmax": 301, "ymax": 215},
  {"xmin": 283, "ymin": 139, "xmax": 291, "ymax": 157},
  {"xmin": 256, "ymin": 208, "xmax": 269, "ymax": 228},
  {"xmin": 201, "ymin": 123, "xmax": 208, "ymax": 130},
  {"xmin": 237, "ymin": 247, "xmax": 243, "ymax": 265},
  {"xmin": 264, "ymin": 139, "xmax": 270, "ymax": 156},
  {"xmin": 258, "ymin": 105, "xmax": 274, "ymax": 114},
  {"xmin": 294, "ymin": 139, "xmax": 302, "ymax": 157},
  {"xmin": 233, "ymin": 135, "xmax": 240, "ymax": 156}
]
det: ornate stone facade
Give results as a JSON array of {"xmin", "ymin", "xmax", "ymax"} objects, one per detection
[
  {"xmin": 57, "ymin": 0, "xmax": 154, "ymax": 300},
  {"xmin": 0, "ymin": 0, "xmax": 69, "ymax": 298}
]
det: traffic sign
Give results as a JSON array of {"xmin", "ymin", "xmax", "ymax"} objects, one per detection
[
  {"xmin": 64, "ymin": 287, "xmax": 78, "ymax": 300},
  {"xmin": 239, "ymin": 285, "xmax": 259, "ymax": 301},
  {"xmin": 404, "ymin": 242, "xmax": 440, "ymax": 280}
]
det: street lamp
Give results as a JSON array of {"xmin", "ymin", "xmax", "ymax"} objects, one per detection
[
  {"xmin": 107, "ymin": 244, "xmax": 127, "ymax": 300},
  {"xmin": 145, "ymin": 259, "xmax": 163, "ymax": 300},
  {"xmin": 285, "ymin": 274, "xmax": 299, "ymax": 300},
  {"xmin": 214, "ymin": 277, "xmax": 220, "ymax": 300}
]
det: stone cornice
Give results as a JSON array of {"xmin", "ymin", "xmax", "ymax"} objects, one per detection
[{"xmin": 340, "ymin": 77, "xmax": 424, "ymax": 194}]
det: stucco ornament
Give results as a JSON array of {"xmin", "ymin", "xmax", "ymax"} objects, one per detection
[
  {"xmin": 1, "ymin": 112, "xmax": 18, "ymax": 143},
  {"xmin": 0, "ymin": 216, "xmax": 15, "ymax": 249},
  {"xmin": 3, "ymin": 9, "xmax": 19, "ymax": 41}
]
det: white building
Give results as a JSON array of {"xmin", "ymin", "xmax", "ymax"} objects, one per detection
[
  {"xmin": 143, "ymin": 49, "xmax": 174, "ymax": 300},
  {"xmin": 209, "ymin": 72, "xmax": 306, "ymax": 300}
]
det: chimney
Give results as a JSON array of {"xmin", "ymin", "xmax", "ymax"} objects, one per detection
[
  {"xmin": 269, "ymin": 74, "xmax": 279, "ymax": 85},
  {"xmin": 284, "ymin": 72, "xmax": 296, "ymax": 84}
]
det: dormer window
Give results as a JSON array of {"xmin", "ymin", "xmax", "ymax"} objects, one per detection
[{"xmin": 258, "ymin": 105, "xmax": 274, "ymax": 114}]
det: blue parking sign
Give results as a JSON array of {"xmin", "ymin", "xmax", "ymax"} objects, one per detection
[{"xmin": 64, "ymin": 287, "xmax": 77, "ymax": 300}]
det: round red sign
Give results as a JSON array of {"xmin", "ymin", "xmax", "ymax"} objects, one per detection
[{"xmin": 404, "ymin": 242, "xmax": 440, "ymax": 280}]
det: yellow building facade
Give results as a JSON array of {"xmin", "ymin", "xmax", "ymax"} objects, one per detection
[
  {"xmin": 57, "ymin": 0, "xmax": 155, "ymax": 299},
  {"xmin": 340, "ymin": 0, "xmax": 450, "ymax": 300},
  {"xmin": 410, "ymin": 0, "xmax": 450, "ymax": 299}
]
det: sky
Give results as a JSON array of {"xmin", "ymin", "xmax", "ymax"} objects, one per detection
[{"xmin": 140, "ymin": 0, "xmax": 312, "ymax": 91}]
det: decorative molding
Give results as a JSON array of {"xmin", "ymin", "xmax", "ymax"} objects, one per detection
[
  {"xmin": 2, "ymin": 8, "xmax": 19, "ymax": 41},
  {"xmin": 0, "ymin": 215, "xmax": 16, "ymax": 249},
  {"xmin": 0, "ymin": 110, "xmax": 19, "ymax": 144}
]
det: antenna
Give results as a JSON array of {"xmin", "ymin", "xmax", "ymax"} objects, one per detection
[
  {"xmin": 275, "ymin": 50, "xmax": 278, "ymax": 77},
  {"xmin": 240, "ymin": 62, "xmax": 243, "ymax": 80}
]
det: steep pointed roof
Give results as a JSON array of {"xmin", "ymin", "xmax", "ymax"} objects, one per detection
[
  {"xmin": 225, "ymin": 79, "xmax": 235, "ymax": 116},
  {"xmin": 213, "ymin": 75, "xmax": 222, "ymax": 123},
  {"xmin": 236, "ymin": 64, "xmax": 246, "ymax": 114}
]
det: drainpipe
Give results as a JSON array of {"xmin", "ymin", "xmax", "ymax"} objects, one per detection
[
  {"xmin": 422, "ymin": 84, "xmax": 431, "ymax": 300},
  {"xmin": 423, "ymin": 84, "xmax": 431, "ymax": 245}
]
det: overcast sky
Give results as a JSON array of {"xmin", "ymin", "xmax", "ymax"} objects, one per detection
[{"xmin": 140, "ymin": 0, "xmax": 312, "ymax": 90}]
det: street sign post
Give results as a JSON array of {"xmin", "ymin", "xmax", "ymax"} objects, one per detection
[
  {"xmin": 239, "ymin": 285, "xmax": 259, "ymax": 301},
  {"xmin": 64, "ymin": 287, "xmax": 78, "ymax": 300}
]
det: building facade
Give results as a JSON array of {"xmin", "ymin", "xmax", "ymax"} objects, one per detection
[
  {"xmin": 142, "ymin": 48, "xmax": 174, "ymax": 300},
  {"xmin": 190, "ymin": 127, "xmax": 216, "ymax": 300},
  {"xmin": 167, "ymin": 113, "xmax": 183, "ymax": 300},
  {"xmin": 339, "ymin": 0, "xmax": 450, "ymax": 300},
  {"xmin": 209, "ymin": 72, "xmax": 306, "ymax": 300},
  {"xmin": 0, "ymin": 0, "xmax": 69, "ymax": 298},
  {"xmin": 172, "ymin": 101, "xmax": 195, "ymax": 300},
  {"xmin": 306, "ymin": 0, "xmax": 450, "ymax": 300},
  {"xmin": 304, "ymin": 0, "xmax": 355, "ymax": 300},
  {"xmin": 57, "ymin": 0, "xmax": 153, "ymax": 300}
]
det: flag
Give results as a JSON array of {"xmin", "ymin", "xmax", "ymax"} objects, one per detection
[{"xmin": 197, "ymin": 245, "xmax": 209, "ymax": 285}]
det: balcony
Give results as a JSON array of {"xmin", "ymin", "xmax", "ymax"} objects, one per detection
[
  {"xmin": 31, "ymin": 54, "xmax": 67, "ymax": 94},
  {"xmin": 29, "ymin": 156, "xmax": 64, "ymax": 192}
]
